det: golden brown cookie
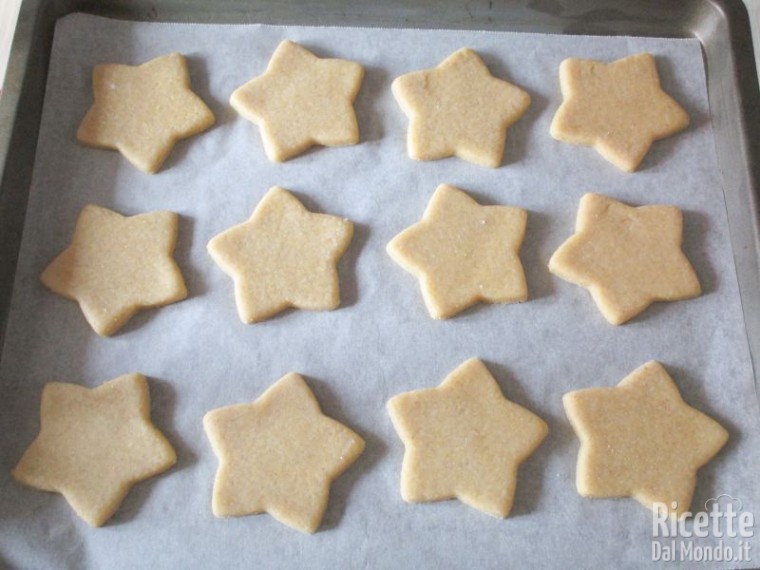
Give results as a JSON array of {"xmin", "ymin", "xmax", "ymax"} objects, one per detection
[
  {"xmin": 387, "ymin": 358, "xmax": 548, "ymax": 518},
  {"xmin": 548, "ymin": 193, "xmax": 700, "ymax": 325},
  {"xmin": 77, "ymin": 53, "xmax": 215, "ymax": 173},
  {"xmin": 203, "ymin": 372, "xmax": 365, "ymax": 533},
  {"xmin": 41, "ymin": 205, "xmax": 187, "ymax": 336},
  {"xmin": 230, "ymin": 40, "xmax": 364, "ymax": 162},
  {"xmin": 392, "ymin": 48, "xmax": 530, "ymax": 167},
  {"xmin": 12, "ymin": 374, "xmax": 176, "ymax": 527},
  {"xmin": 207, "ymin": 186, "xmax": 353, "ymax": 323},
  {"xmin": 563, "ymin": 361, "xmax": 728, "ymax": 517},
  {"xmin": 387, "ymin": 184, "xmax": 528, "ymax": 319},
  {"xmin": 550, "ymin": 53, "xmax": 689, "ymax": 172}
]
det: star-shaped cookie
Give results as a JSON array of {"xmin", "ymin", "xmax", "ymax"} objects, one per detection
[
  {"xmin": 387, "ymin": 358, "xmax": 548, "ymax": 518},
  {"xmin": 12, "ymin": 373, "xmax": 177, "ymax": 527},
  {"xmin": 563, "ymin": 361, "xmax": 728, "ymax": 517},
  {"xmin": 392, "ymin": 48, "xmax": 530, "ymax": 168},
  {"xmin": 548, "ymin": 193, "xmax": 700, "ymax": 325},
  {"xmin": 41, "ymin": 205, "xmax": 188, "ymax": 336},
  {"xmin": 230, "ymin": 40, "xmax": 364, "ymax": 162},
  {"xmin": 203, "ymin": 373, "xmax": 365, "ymax": 533},
  {"xmin": 77, "ymin": 52, "xmax": 215, "ymax": 173},
  {"xmin": 207, "ymin": 186, "xmax": 353, "ymax": 323},
  {"xmin": 387, "ymin": 184, "xmax": 528, "ymax": 319},
  {"xmin": 550, "ymin": 53, "xmax": 689, "ymax": 172}
]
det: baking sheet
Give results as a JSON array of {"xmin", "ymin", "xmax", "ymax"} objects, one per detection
[{"xmin": 1, "ymin": 13, "xmax": 759, "ymax": 569}]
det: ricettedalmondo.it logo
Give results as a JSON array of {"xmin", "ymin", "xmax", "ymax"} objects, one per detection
[{"xmin": 652, "ymin": 495, "xmax": 754, "ymax": 563}]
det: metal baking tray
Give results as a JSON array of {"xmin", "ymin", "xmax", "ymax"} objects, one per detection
[
  {"xmin": 1, "ymin": 0, "xmax": 758, "ymax": 386},
  {"xmin": 0, "ymin": 2, "xmax": 758, "ymax": 568}
]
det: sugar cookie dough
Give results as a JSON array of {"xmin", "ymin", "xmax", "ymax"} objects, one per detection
[
  {"xmin": 563, "ymin": 361, "xmax": 728, "ymax": 517},
  {"xmin": 387, "ymin": 184, "xmax": 528, "ymax": 319},
  {"xmin": 548, "ymin": 193, "xmax": 700, "ymax": 325},
  {"xmin": 203, "ymin": 373, "xmax": 365, "ymax": 534},
  {"xmin": 392, "ymin": 48, "xmax": 530, "ymax": 168},
  {"xmin": 207, "ymin": 186, "xmax": 353, "ymax": 323},
  {"xmin": 230, "ymin": 40, "xmax": 364, "ymax": 162},
  {"xmin": 41, "ymin": 205, "xmax": 188, "ymax": 336},
  {"xmin": 77, "ymin": 52, "xmax": 215, "ymax": 173},
  {"xmin": 550, "ymin": 53, "xmax": 689, "ymax": 172},
  {"xmin": 387, "ymin": 358, "xmax": 548, "ymax": 518},
  {"xmin": 12, "ymin": 374, "xmax": 177, "ymax": 527}
]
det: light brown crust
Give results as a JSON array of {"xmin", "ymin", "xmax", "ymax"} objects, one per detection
[
  {"xmin": 548, "ymin": 193, "xmax": 700, "ymax": 325},
  {"xmin": 563, "ymin": 361, "xmax": 728, "ymax": 517},
  {"xmin": 12, "ymin": 374, "xmax": 176, "ymax": 527},
  {"xmin": 203, "ymin": 373, "xmax": 364, "ymax": 533},
  {"xmin": 230, "ymin": 40, "xmax": 364, "ymax": 162},
  {"xmin": 207, "ymin": 187, "xmax": 354, "ymax": 323},
  {"xmin": 392, "ymin": 48, "xmax": 530, "ymax": 168},
  {"xmin": 41, "ymin": 205, "xmax": 187, "ymax": 336},
  {"xmin": 387, "ymin": 184, "xmax": 528, "ymax": 319},
  {"xmin": 387, "ymin": 358, "xmax": 547, "ymax": 518},
  {"xmin": 550, "ymin": 53, "xmax": 689, "ymax": 172},
  {"xmin": 77, "ymin": 53, "xmax": 215, "ymax": 173}
]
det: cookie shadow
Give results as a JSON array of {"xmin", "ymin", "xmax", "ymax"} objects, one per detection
[
  {"xmin": 287, "ymin": 190, "xmax": 368, "ymax": 309},
  {"xmin": 269, "ymin": 140, "xmax": 352, "ymax": 164},
  {"xmin": 174, "ymin": 214, "xmax": 207, "ymax": 299},
  {"xmin": 663, "ymin": 363, "xmax": 742, "ymax": 516},
  {"xmin": 655, "ymin": 55, "xmax": 711, "ymax": 134},
  {"xmin": 523, "ymin": 210, "xmax": 555, "ymax": 302},
  {"xmin": 108, "ymin": 377, "xmax": 197, "ymax": 527},
  {"xmin": 624, "ymin": 208, "xmax": 715, "ymax": 325},
  {"xmin": 185, "ymin": 54, "xmax": 230, "ymax": 129},
  {"xmin": 681, "ymin": 209, "xmax": 717, "ymax": 296},
  {"xmin": 503, "ymin": 89, "xmax": 547, "ymax": 168},
  {"xmin": 354, "ymin": 65, "xmax": 388, "ymax": 144},
  {"xmin": 632, "ymin": 55, "xmax": 711, "ymax": 173},
  {"xmin": 111, "ymin": 307, "xmax": 161, "ymax": 337},
  {"xmin": 477, "ymin": 51, "xmax": 549, "ymax": 169},
  {"xmin": 303, "ymin": 376, "xmax": 385, "ymax": 532},
  {"xmin": 113, "ymin": 208, "xmax": 202, "ymax": 337},
  {"xmin": 161, "ymin": 55, "xmax": 228, "ymax": 172},
  {"xmin": 443, "ymin": 189, "xmax": 555, "ymax": 304},
  {"xmin": 482, "ymin": 360, "xmax": 567, "ymax": 519},
  {"xmin": 339, "ymin": 221, "xmax": 369, "ymax": 308}
]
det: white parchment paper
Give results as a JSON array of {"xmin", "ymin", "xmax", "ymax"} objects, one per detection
[{"xmin": 1, "ymin": 14, "xmax": 759, "ymax": 569}]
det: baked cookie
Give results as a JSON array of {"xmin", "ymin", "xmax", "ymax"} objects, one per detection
[
  {"xmin": 392, "ymin": 48, "xmax": 530, "ymax": 168},
  {"xmin": 204, "ymin": 372, "xmax": 365, "ymax": 533},
  {"xmin": 387, "ymin": 184, "xmax": 528, "ymax": 319},
  {"xmin": 230, "ymin": 40, "xmax": 364, "ymax": 161},
  {"xmin": 77, "ymin": 52, "xmax": 215, "ymax": 173},
  {"xmin": 207, "ymin": 186, "xmax": 353, "ymax": 323},
  {"xmin": 41, "ymin": 205, "xmax": 187, "ymax": 336},
  {"xmin": 12, "ymin": 374, "xmax": 176, "ymax": 527},
  {"xmin": 387, "ymin": 358, "xmax": 548, "ymax": 518},
  {"xmin": 550, "ymin": 53, "xmax": 689, "ymax": 172},
  {"xmin": 563, "ymin": 361, "xmax": 728, "ymax": 517},
  {"xmin": 548, "ymin": 193, "xmax": 700, "ymax": 325}
]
